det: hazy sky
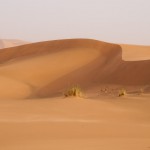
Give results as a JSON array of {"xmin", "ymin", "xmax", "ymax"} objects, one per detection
[{"xmin": 0, "ymin": 0, "xmax": 150, "ymax": 44}]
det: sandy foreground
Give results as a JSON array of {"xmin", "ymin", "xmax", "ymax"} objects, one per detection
[
  {"xmin": 0, "ymin": 96, "xmax": 150, "ymax": 150},
  {"xmin": 0, "ymin": 39, "xmax": 150, "ymax": 150}
]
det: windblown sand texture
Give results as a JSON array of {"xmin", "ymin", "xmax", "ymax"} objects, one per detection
[{"xmin": 0, "ymin": 39, "xmax": 150, "ymax": 150}]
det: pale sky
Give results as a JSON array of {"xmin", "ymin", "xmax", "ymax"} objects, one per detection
[{"xmin": 0, "ymin": 0, "xmax": 150, "ymax": 45}]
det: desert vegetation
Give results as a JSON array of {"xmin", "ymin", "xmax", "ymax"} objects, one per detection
[
  {"xmin": 64, "ymin": 85, "xmax": 83, "ymax": 97},
  {"xmin": 118, "ymin": 89, "xmax": 127, "ymax": 97},
  {"xmin": 139, "ymin": 88, "xmax": 144, "ymax": 95}
]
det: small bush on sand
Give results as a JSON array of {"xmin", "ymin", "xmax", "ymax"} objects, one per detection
[
  {"xmin": 118, "ymin": 89, "xmax": 126, "ymax": 97},
  {"xmin": 139, "ymin": 88, "xmax": 144, "ymax": 95},
  {"xmin": 64, "ymin": 85, "xmax": 83, "ymax": 97}
]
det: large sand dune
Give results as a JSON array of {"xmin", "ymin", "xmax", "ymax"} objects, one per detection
[
  {"xmin": 0, "ymin": 39, "xmax": 149, "ymax": 99},
  {"xmin": 0, "ymin": 39, "xmax": 150, "ymax": 150}
]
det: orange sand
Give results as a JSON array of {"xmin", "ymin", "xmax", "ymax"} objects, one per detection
[{"xmin": 0, "ymin": 39, "xmax": 150, "ymax": 150}]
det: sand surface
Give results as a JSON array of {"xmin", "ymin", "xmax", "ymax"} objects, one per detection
[
  {"xmin": 0, "ymin": 39, "xmax": 150, "ymax": 150},
  {"xmin": 121, "ymin": 44, "xmax": 150, "ymax": 61}
]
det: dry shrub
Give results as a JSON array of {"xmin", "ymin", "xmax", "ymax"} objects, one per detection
[
  {"xmin": 64, "ymin": 85, "xmax": 83, "ymax": 97},
  {"xmin": 118, "ymin": 89, "xmax": 126, "ymax": 97}
]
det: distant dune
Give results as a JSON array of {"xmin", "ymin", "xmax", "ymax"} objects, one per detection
[
  {"xmin": 121, "ymin": 44, "xmax": 150, "ymax": 61},
  {"xmin": 0, "ymin": 39, "xmax": 29, "ymax": 49}
]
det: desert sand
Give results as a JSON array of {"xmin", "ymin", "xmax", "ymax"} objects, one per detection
[
  {"xmin": 0, "ymin": 39, "xmax": 29, "ymax": 49},
  {"xmin": 0, "ymin": 39, "xmax": 150, "ymax": 150}
]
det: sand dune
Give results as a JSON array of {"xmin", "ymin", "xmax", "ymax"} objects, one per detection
[
  {"xmin": 0, "ymin": 39, "xmax": 29, "ymax": 49},
  {"xmin": 0, "ymin": 39, "xmax": 150, "ymax": 150},
  {"xmin": 121, "ymin": 44, "xmax": 150, "ymax": 61},
  {"xmin": 0, "ymin": 39, "xmax": 149, "ymax": 99}
]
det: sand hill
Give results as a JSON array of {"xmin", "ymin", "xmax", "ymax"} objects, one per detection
[
  {"xmin": 0, "ymin": 39, "xmax": 29, "ymax": 49},
  {"xmin": 0, "ymin": 39, "xmax": 150, "ymax": 150},
  {"xmin": 0, "ymin": 39, "xmax": 149, "ymax": 99}
]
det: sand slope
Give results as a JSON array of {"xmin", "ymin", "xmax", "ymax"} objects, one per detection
[
  {"xmin": 0, "ymin": 39, "xmax": 29, "ymax": 49},
  {"xmin": 0, "ymin": 39, "xmax": 149, "ymax": 99},
  {"xmin": 0, "ymin": 39, "xmax": 150, "ymax": 150}
]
